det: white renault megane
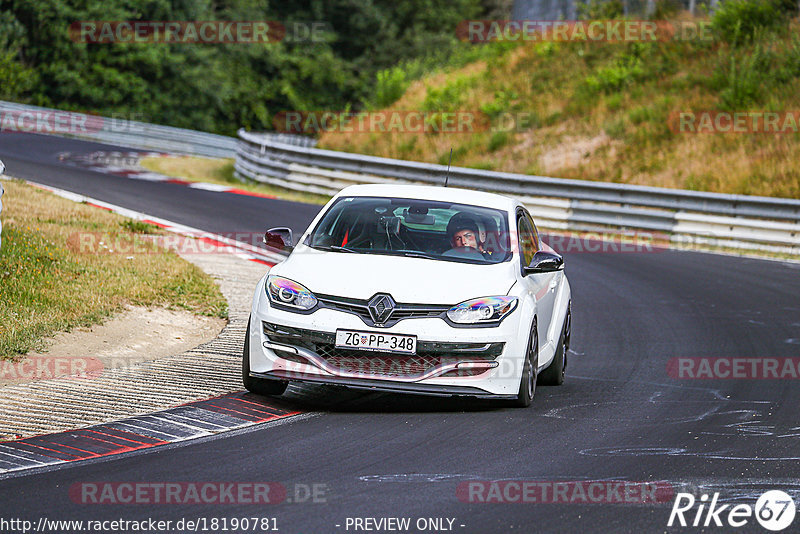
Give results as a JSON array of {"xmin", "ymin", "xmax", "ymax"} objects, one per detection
[{"xmin": 244, "ymin": 184, "xmax": 571, "ymax": 406}]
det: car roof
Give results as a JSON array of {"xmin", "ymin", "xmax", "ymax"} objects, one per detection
[{"xmin": 335, "ymin": 184, "xmax": 520, "ymax": 212}]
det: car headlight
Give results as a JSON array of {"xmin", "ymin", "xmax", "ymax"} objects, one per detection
[
  {"xmin": 447, "ymin": 296, "xmax": 518, "ymax": 324},
  {"xmin": 266, "ymin": 275, "xmax": 317, "ymax": 311}
]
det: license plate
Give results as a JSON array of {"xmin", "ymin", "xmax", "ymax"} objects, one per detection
[{"xmin": 335, "ymin": 330, "xmax": 417, "ymax": 354}]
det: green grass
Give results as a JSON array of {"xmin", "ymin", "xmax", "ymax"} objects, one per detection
[
  {"xmin": 319, "ymin": 9, "xmax": 800, "ymax": 199},
  {"xmin": 0, "ymin": 179, "xmax": 227, "ymax": 360},
  {"xmin": 140, "ymin": 156, "xmax": 331, "ymax": 205},
  {"xmin": 119, "ymin": 220, "xmax": 161, "ymax": 234}
]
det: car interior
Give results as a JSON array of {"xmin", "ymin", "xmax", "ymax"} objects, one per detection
[{"xmin": 308, "ymin": 197, "xmax": 509, "ymax": 262}]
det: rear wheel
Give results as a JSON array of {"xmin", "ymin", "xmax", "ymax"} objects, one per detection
[
  {"xmin": 242, "ymin": 315, "xmax": 288, "ymax": 396},
  {"xmin": 538, "ymin": 304, "xmax": 570, "ymax": 386},
  {"xmin": 513, "ymin": 318, "xmax": 538, "ymax": 408}
]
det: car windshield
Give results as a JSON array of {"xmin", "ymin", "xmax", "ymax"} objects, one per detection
[{"xmin": 306, "ymin": 196, "xmax": 511, "ymax": 264}]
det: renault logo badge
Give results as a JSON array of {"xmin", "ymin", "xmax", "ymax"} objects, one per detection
[{"xmin": 368, "ymin": 294, "xmax": 395, "ymax": 324}]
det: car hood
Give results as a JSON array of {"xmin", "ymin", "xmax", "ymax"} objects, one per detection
[{"xmin": 270, "ymin": 246, "xmax": 515, "ymax": 304}]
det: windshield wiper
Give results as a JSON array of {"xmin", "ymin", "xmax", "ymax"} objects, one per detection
[
  {"xmin": 392, "ymin": 250, "xmax": 439, "ymax": 260},
  {"xmin": 310, "ymin": 244, "xmax": 362, "ymax": 253}
]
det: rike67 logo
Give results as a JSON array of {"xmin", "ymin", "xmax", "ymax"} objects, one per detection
[{"xmin": 668, "ymin": 490, "xmax": 796, "ymax": 531}]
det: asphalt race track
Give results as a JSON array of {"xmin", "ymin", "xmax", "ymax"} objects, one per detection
[
  {"xmin": 2, "ymin": 132, "xmax": 799, "ymax": 533},
  {"xmin": 0, "ymin": 132, "xmax": 317, "ymax": 236}
]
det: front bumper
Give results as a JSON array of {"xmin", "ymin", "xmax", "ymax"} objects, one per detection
[
  {"xmin": 249, "ymin": 278, "xmax": 528, "ymax": 397},
  {"xmin": 262, "ymin": 322, "xmax": 503, "ymax": 381},
  {"xmin": 249, "ymin": 369, "xmax": 518, "ymax": 399}
]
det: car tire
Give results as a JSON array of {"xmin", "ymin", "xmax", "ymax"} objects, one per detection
[
  {"xmin": 538, "ymin": 304, "xmax": 570, "ymax": 386},
  {"xmin": 242, "ymin": 315, "xmax": 288, "ymax": 396},
  {"xmin": 512, "ymin": 318, "xmax": 538, "ymax": 408}
]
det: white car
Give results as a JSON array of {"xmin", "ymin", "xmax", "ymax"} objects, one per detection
[{"xmin": 244, "ymin": 184, "xmax": 571, "ymax": 406}]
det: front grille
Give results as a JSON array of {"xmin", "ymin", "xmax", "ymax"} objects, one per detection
[
  {"xmin": 316, "ymin": 294, "xmax": 450, "ymax": 327},
  {"xmin": 263, "ymin": 322, "xmax": 503, "ymax": 378},
  {"xmin": 319, "ymin": 349, "xmax": 449, "ymax": 378},
  {"xmin": 390, "ymin": 308, "xmax": 447, "ymax": 320}
]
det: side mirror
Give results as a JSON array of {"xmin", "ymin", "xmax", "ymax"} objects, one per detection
[
  {"xmin": 264, "ymin": 227, "xmax": 294, "ymax": 254},
  {"xmin": 525, "ymin": 250, "xmax": 564, "ymax": 274}
]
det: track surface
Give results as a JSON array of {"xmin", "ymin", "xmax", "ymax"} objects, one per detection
[{"xmin": 2, "ymin": 132, "xmax": 800, "ymax": 533}]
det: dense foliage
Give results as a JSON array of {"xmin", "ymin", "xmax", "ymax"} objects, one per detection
[{"xmin": 0, "ymin": 0, "xmax": 503, "ymax": 135}]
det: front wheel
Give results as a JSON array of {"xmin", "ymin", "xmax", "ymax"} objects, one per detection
[
  {"xmin": 512, "ymin": 318, "xmax": 538, "ymax": 408},
  {"xmin": 242, "ymin": 315, "xmax": 288, "ymax": 396}
]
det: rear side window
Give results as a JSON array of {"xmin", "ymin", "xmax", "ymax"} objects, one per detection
[
  {"xmin": 517, "ymin": 214, "xmax": 537, "ymax": 269},
  {"xmin": 524, "ymin": 211, "xmax": 540, "ymax": 251}
]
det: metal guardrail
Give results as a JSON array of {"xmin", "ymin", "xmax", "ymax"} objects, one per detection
[
  {"xmin": 3, "ymin": 97, "xmax": 794, "ymax": 254},
  {"xmin": 236, "ymin": 129, "xmax": 800, "ymax": 254},
  {"xmin": 0, "ymin": 101, "xmax": 315, "ymax": 158}
]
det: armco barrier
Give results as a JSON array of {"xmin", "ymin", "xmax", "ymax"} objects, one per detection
[
  {"xmin": 0, "ymin": 101, "xmax": 315, "ymax": 158},
  {"xmin": 3, "ymin": 98, "xmax": 795, "ymax": 254},
  {"xmin": 235, "ymin": 129, "xmax": 800, "ymax": 254}
]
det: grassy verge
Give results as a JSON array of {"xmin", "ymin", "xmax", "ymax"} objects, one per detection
[
  {"xmin": 318, "ymin": 11, "xmax": 800, "ymax": 199},
  {"xmin": 0, "ymin": 179, "xmax": 227, "ymax": 360},
  {"xmin": 139, "ymin": 156, "xmax": 331, "ymax": 205}
]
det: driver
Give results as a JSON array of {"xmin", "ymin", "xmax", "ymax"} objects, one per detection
[{"xmin": 446, "ymin": 213, "xmax": 491, "ymax": 258}]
